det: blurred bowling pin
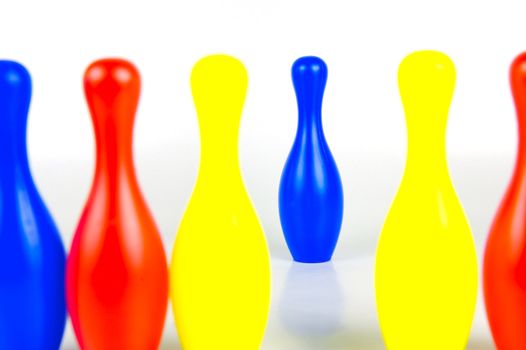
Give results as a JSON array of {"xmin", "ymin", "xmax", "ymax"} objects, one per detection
[
  {"xmin": 484, "ymin": 52, "xmax": 526, "ymax": 350},
  {"xmin": 0, "ymin": 61, "xmax": 66, "ymax": 349},
  {"xmin": 170, "ymin": 55, "xmax": 271, "ymax": 349},
  {"xmin": 66, "ymin": 59, "xmax": 168, "ymax": 350},
  {"xmin": 279, "ymin": 56, "xmax": 344, "ymax": 263},
  {"xmin": 375, "ymin": 51, "xmax": 478, "ymax": 349}
]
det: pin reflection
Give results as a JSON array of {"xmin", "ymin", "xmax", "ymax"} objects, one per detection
[{"xmin": 279, "ymin": 262, "xmax": 345, "ymax": 339}]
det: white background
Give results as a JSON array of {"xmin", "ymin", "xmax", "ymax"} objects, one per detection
[{"xmin": 1, "ymin": 0, "xmax": 524, "ymax": 348}]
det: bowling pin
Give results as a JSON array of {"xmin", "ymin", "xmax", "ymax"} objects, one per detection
[
  {"xmin": 0, "ymin": 61, "xmax": 67, "ymax": 349},
  {"xmin": 170, "ymin": 55, "xmax": 271, "ymax": 349},
  {"xmin": 375, "ymin": 51, "xmax": 478, "ymax": 349},
  {"xmin": 66, "ymin": 59, "xmax": 168, "ymax": 350},
  {"xmin": 279, "ymin": 56, "xmax": 344, "ymax": 263},
  {"xmin": 484, "ymin": 52, "xmax": 526, "ymax": 350}
]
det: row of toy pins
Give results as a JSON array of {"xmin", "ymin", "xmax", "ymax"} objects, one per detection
[{"xmin": 0, "ymin": 52, "xmax": 526, "ymax": 348}]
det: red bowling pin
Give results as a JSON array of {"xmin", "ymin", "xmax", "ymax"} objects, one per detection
[
  {"xmin": 484, "ymin": 52, "xmax": 526, "ymax": 350},
  {"xmin": 66, "ymin": 59, "xmax": 168, "ymax": 350}
]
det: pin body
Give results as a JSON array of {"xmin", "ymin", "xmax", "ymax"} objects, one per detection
[
  {"xmin": 279, "ymin": 56, "xmax": 344, "ymax": 263},
  {"xmin": 484, "ymin": 52, "xmax": 526, "ymax": 350},
  {"xmin": 170, "ymin": 55, "xmax": 271, "ymax": 349},
  {"xmin": 375, "ymin": 51, "xmax": 478, "ymax": 349},
  {"xmin": 0, "ymin": 61, "xmax": 66, "ymax": 349},
  {"xmin": 66, "ymin": 59, "xmax": 168, "ymax": 350}
]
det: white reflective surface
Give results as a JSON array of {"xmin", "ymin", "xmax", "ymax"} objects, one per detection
[{"xmin": 54, "ymin": 155, "xmax": 501, "ymax": 349}]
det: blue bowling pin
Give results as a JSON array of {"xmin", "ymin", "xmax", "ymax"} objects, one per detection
[
  {"xmin": 0, "ymin": 61, "xmax": 66, "ymax": 349},
  {"xmin": 279, "ymin": 56, "xmax": 344, "ymax": 263}
]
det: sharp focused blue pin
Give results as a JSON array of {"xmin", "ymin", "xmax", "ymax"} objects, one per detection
[
  {"xmin": 279, "ymin": 56, "xmax": 344, "ymax": 263},
  {"xmin": 0, "ymin": 61, "xmax": 66, "ymax": 349}
]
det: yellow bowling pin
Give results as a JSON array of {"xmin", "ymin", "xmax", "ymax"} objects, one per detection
[
  {"xmin": 375, "ymin": 51, "xmax": 478, "ymax": 349},
  {"xmin": 170, "ymin": 55, "xmax": 271, "ymax": 349}
]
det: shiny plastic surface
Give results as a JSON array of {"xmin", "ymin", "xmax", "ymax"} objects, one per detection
[
  {"xmin": 375, "ymin": 51, "xmax": 478, "ymax": 349},
  {"xmin": 66, "ymin": 59, "xmax": 168, "ymax": 350},
  {"xmin": 0, "ymin": 61, "xmax": 66, "ymax": 349},
  {"xmin": 484, "ymin": 52, "xmax": 526, "ymax": 350},
  {"xmin": 170, "ymin": 55, "xmax": 271, "ymax": 349},
  {"xmin": 279, "ymin": 56, "xmax": 344, "ymax": 263}
]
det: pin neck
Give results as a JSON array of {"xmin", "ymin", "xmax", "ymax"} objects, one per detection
[
  {"xmin": 0, "ymin": 119, "xmax": 29, "ymax": 161},
  {"xmin": 514, "ymin": 132, "xmax": 526, "ymax": 180},
  {"xmin": 198, "ymin": 127, "xmax": 241, "ymax": 182},
  {"xmin": 0, "ymin": 114, "xmax": 31, "ymax": 186},
  {"xmin": 404, "ymin": 121, "xmax": 449, "ymax": 177},
  {"xmin": 83, "ymin": 58, "xmax": 141, "ymax": 188},
  {"xmin": 294, "ymin": 112, "xmax": 327, "ymax": 157},
  {"xmin": 0, "ymin": 64, "xmax": 33, "ymax": 185},
  {"xmin": 295, "ymin": 81, "xmax": 325, "ymax": 141},
  {"xmin": 298, "ymin": 109, "xmax": 323, "ymax": 130},
  {"xmin": 292, "ymin": 56, "xmax": 327, "ymax": 134},
  {"xmin": 294, "ymin": 75, "xmax": 325, "ymax": 132},
  {"xmin": 516, "ymin": 104, "xmax": 526, "ymax": 165},
  {"xmin": 92, "ymin": 115, "xmax": 136, "ymax": 186},
  {"xmin": 511, "ymin": 57, "xmax": 526, "ymax": 169}
]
